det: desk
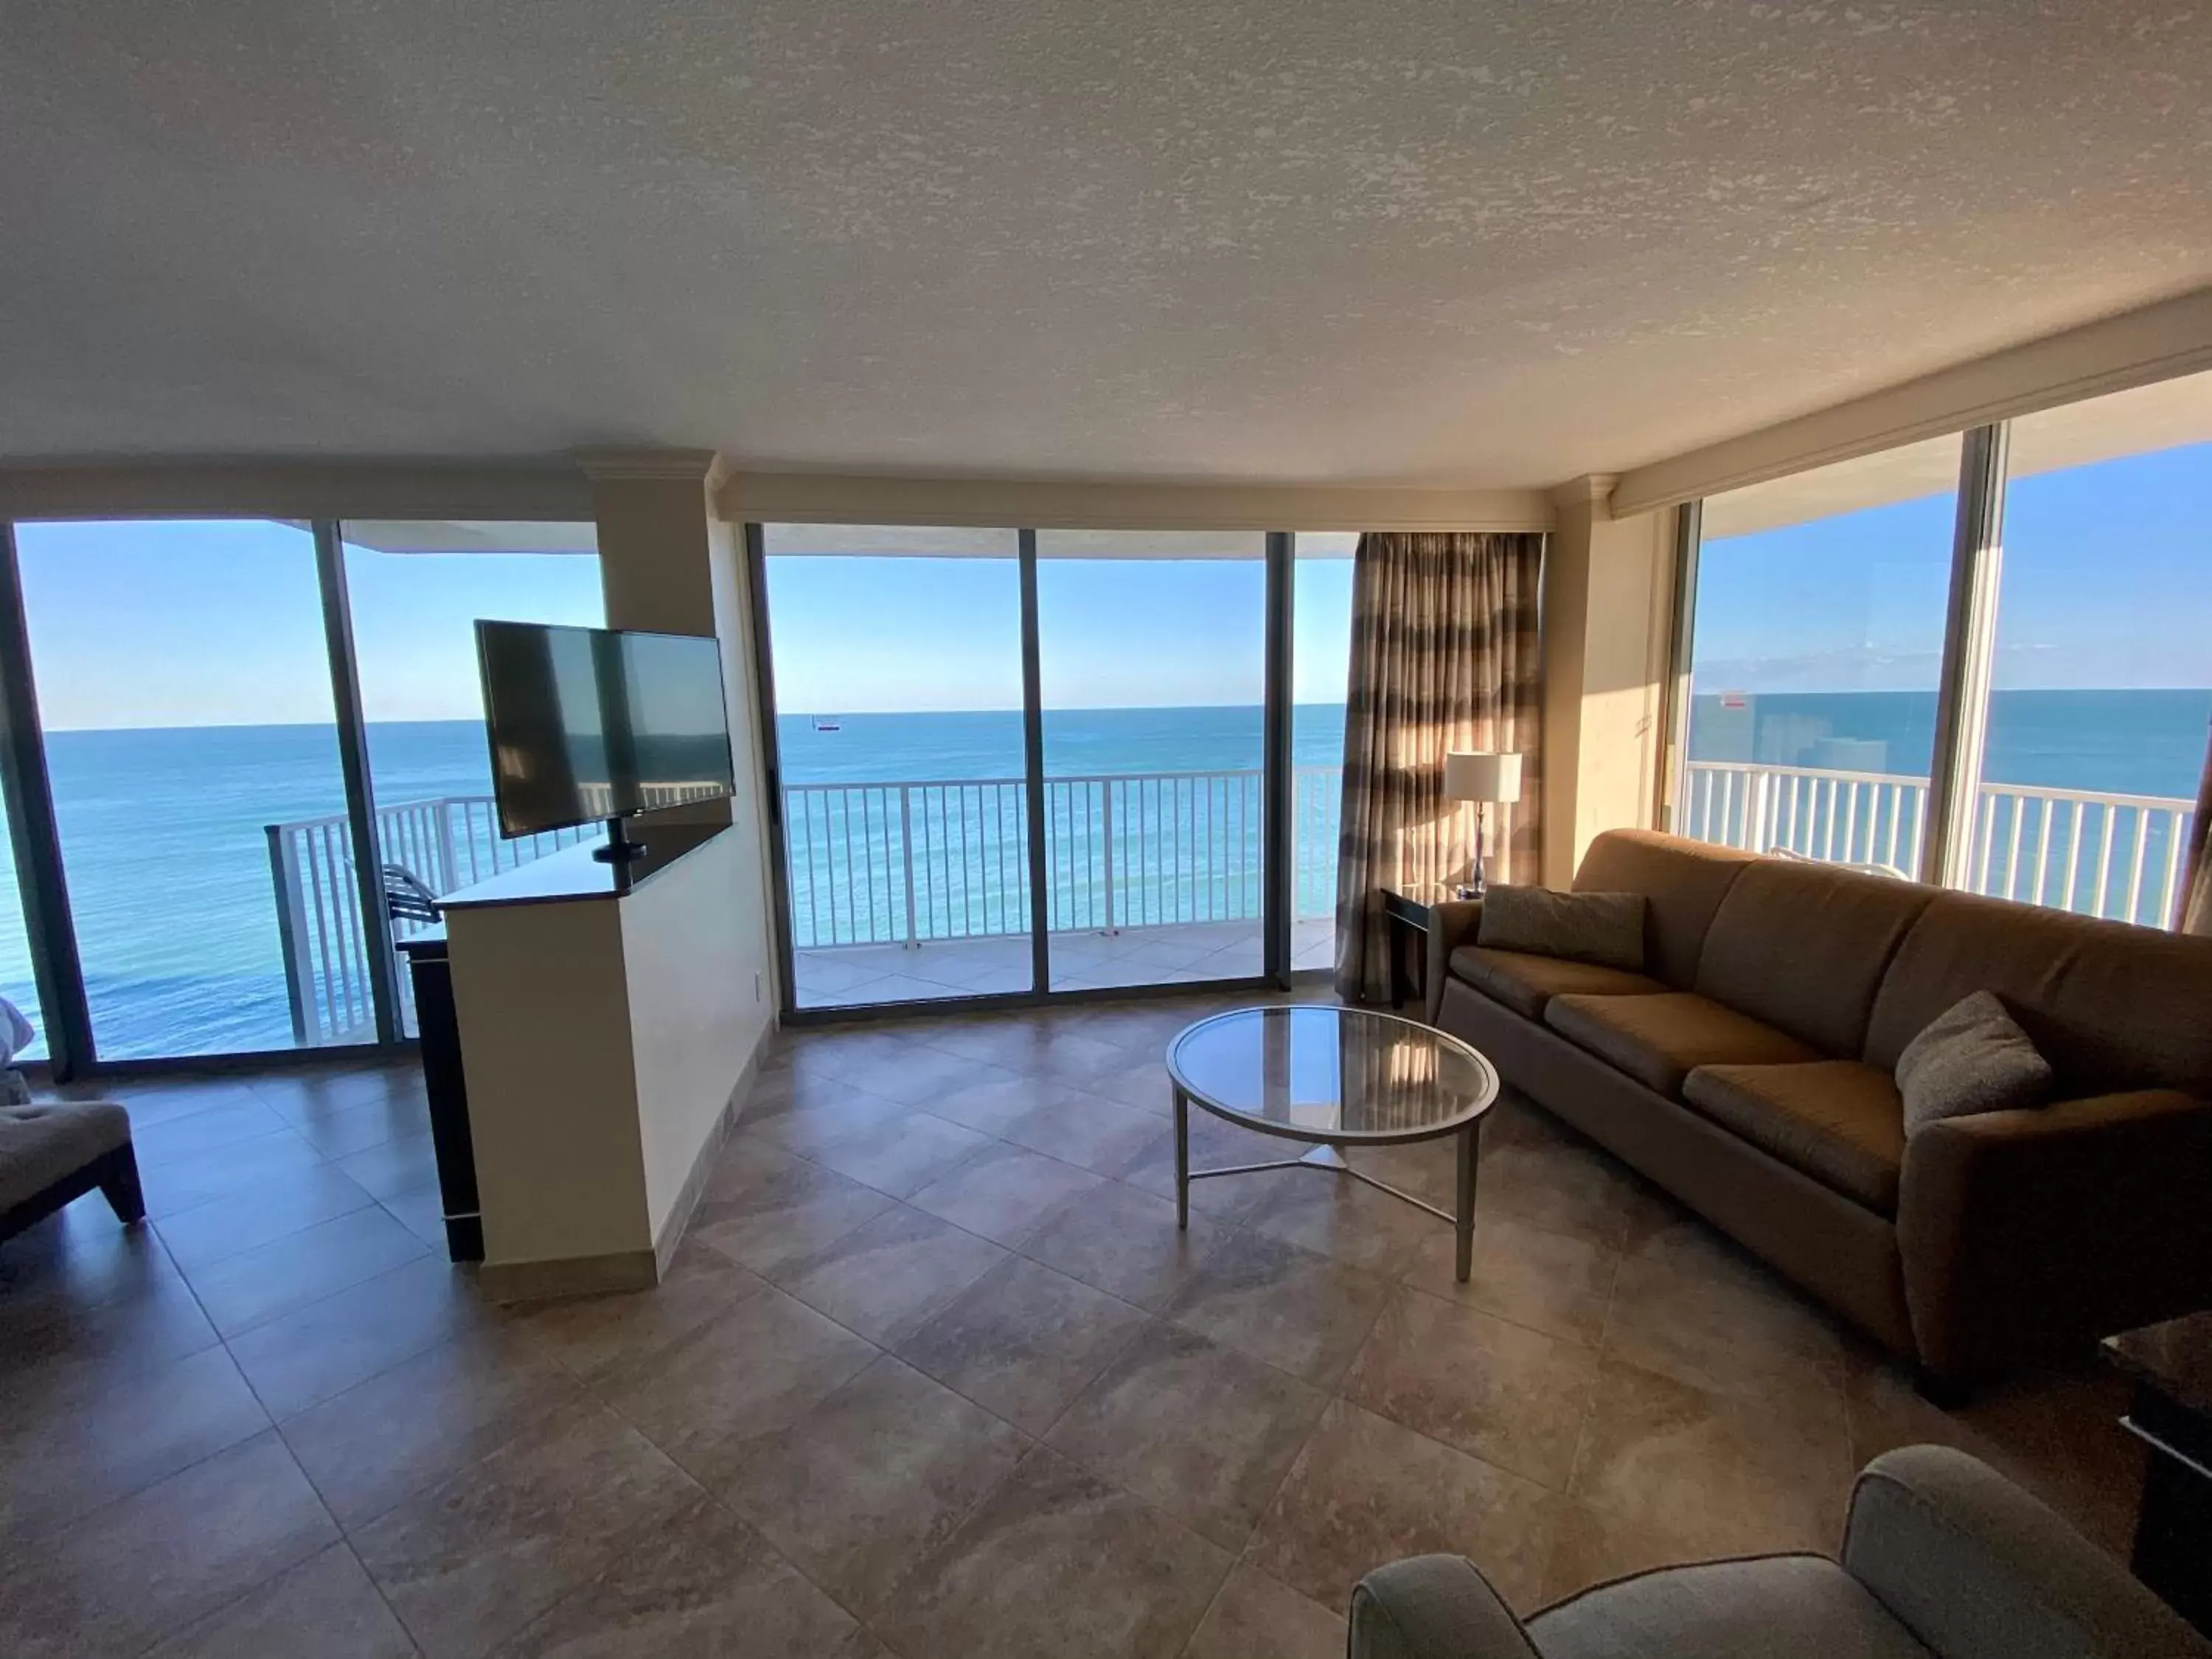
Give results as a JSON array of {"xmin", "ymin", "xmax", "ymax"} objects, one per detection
[{"xmin": 2105, "ymin": 1312, "xmax": 2212, "ymax": 1637}]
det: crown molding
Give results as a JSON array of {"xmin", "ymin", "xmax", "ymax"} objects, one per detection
[
  {"xmin": 0, "ymin": 462, "xmax": 591, "ymax": 521},
  {"xmin": 573, "ymin": 448, "xmax": 725, "ymax": 485}
]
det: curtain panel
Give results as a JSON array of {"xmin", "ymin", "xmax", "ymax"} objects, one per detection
[
  {"xmin": 1332, "ymin": 532, "xmax": 1544, "ymax": 1003},
  {"xmin": 2182, "ymin": 717, "xmax": 2212, "ymax": 936}
]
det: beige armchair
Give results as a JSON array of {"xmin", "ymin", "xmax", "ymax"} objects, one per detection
[{"xmin": 1350, "ymin": 1446, "xmax": 2208, "ymax": 1659}]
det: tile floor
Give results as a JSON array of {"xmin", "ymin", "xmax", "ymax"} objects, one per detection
[
  {"xmin": 1, "ymin": 991, "xmax": 2148, "ymax": 1658},
  {"xmin": 794, "ymin": 919, "xmax": 1335, "ymax": 1006}
]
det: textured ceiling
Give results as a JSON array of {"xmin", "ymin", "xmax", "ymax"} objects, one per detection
[{"xmin": 2, "ymin": 1, "xmax": 2208, "ymax": 487}]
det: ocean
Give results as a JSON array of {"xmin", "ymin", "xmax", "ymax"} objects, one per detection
[{"xmin": 0, "ymin": 691, "xmax": 2200, "ymax": 1062}]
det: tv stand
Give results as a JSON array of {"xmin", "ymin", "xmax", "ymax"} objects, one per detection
[{"xmin": 592, "ymin": 817, "xmax": 649, "ymax": 864}]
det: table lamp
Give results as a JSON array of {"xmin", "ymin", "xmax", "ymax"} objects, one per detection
[{"xmin": 1444, "ymin": 751, "xmax": 1523, "ymax": 899}]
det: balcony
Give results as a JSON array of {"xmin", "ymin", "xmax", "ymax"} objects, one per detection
[
  {"xmin": 1680, "ymin": 759, "xmax": 2197, "ymax": 924},
  {"xmin": 267, "ymin": 767, "xmax": 1345, "ymax": 1040}
]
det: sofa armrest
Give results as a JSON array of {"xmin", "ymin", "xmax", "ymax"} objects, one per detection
[
  {"xmin": 1896, "ymin": 1089, "xmax": 2212, "ymax": 1380},
  {"xmin": 1843, "ymin": 1444, "xmax": 2209, "ymax": 1659},
  {"xmin": 1349, "ymin": 1554, "xmax": 1543, "ymax": 1659},
  {"xmin": 1423, "ymin": 900, "xmax": 1484, "ymax": 1026}
]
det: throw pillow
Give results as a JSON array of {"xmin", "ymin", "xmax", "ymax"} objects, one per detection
[
  {"xmin": 1477, "ymin": 886, "xmax": 1646, "ymax": 972},
  {"xmin": 1895, "ymin": 990, "xmax": 2054, "ymax": 1134}
]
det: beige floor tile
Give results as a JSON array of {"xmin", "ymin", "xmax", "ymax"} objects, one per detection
[
  {"xmin": 0, "ymin": 1343, "xmax": 269, "ymax": 1540},
  {"xmin": 498, "ymin": 1495, "xmax": 874, "ymax": 1658},
  {"xmin": 1401, "ymin": 1211, "xmax": 1619, "ymax": 1348},
  {"xmin": 1249, "ymin": 1398, "xmax": 1560, "ymax": 1616},
  {"xmin": 1045, "ymin": 1321, "xmax": 1326, "ymax": 1548},
  {"xmin": 1183, "ymin": 1565, "xmax": 1346, "ymax": 1659},
  {"xmin": 1251, "ymin": 1164, "xmax": 1453, "ymax": 1276},
  {"xmin": 773, "ymin": 1202, "xmax": 1008, "ymax": 1344},
  {"xmin": 875, "ymin": 1447, "xmax": 1231, "ymax": 1659},
  {"xmin": 925, "ymin": 1074, "xmax": 1081, "ymax": 1136},
  {"xmin": 335, "ymin": 1129, "xmax": 443, "ymax": 1202},
  {"xmin": 1164, "ymin": 1230, "xmax": 1389, "ymax": 1387},
  {"xmin": 147, "ymin": 1542, "xmax": 415, "ymax": 1659},
  {"xmin": 0, "ymin": 1432, "xmax": 340, "ymax": 1659},
  {"xmin": 355, "ymin": 1400, "xmax": 700, "ymax": 1658},
  {"xmin": 897, "ymin": 1256, "xmax": 1148, "ymax": 1434},
  {"xmin": 597, "ymin": 1285, "xmax": 876, "ymax": 1481},
  {"xmin": 719, "ymin": 1354, "xmax": 1029, "ymax": 1615},
  {"xmin": 139, "ymin": 1127, "xmax": 329, "ymax": 1219},
  {"xmin": 1344, "ymin": 1287, "xmax": 1601, "ymax": 1491},
  {"xmin": 1475, "ymin": 1134, "xmax": 1644, "ymax": 1250},
  {"xmin": 1003, "ymin": 1092, "xmax": 1161, "ymax": 1175},
  {"xmin": 691, "ymin": 1152, "xmax": 897, "ymax": 1277},
  {"xmin": 1567, "ymin": 1357, "xmax": 1854, "ymax": 1560},
  {"xmin": 509, "ymin": 1240, "xmax": 762, "ymax": 1385},
  {"xmin": 804, "ymin": 1109, "xmax": 995, "ymax": 1197},
  {"xmin": 1020, "ymin": 1178, "xmax": 1228, "ymax": 1310},
  {"xmin": 909, "ymin": 1142, "xmax": 1104, "ymax": 1247},
  {"xmin": 181, "ymin": 1204, "xmax": 431, "ymax": 1338},
  {"xmin": 128, "ymin": 1097, "xmax": 293, "ymax": 1165},
  {"xmin": 153, "ymin": 1164, "xmax": 379, "ymax": 1270},
  {"xmin": 282, "ymin": 1325, "xmax": 585, "ymax": 1528},
  {"xmin": 0, "ymin": 1256, "xmax": 220, "ymax": 1413},
  {"xmin": 740, "ymin": 1087, "xmax": 912, "ymax": 1158},
  {"xmin": 229, "ymin": 1253, "xmax": 485, "ymax": 1419}
]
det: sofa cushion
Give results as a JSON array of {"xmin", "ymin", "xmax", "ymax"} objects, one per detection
[
  {"xmin": 1544, "ymin": 992, "xmax": 1820, "ymax": 1097},
  {"xmin": 1683, "ymin": 1061, "xmax": 1907, "ymax": 1212},
  {"xmin": 1447, "ymin": 946, "xmax": 1666, "ymax": 1020},
  {"xmin": 0, "ymin": 1102, "xmax": 131, "ymax": 1214},
  {"xmin": 1477, "ymin": 886, "xmax": 1647, "ymax": 971},
  {"xmin": 1694, "ymin": 858, "xmax": 1935, "ymax": 1059},
  {"xmin": 1867, "ymin": 891, "xmax": 2212, "ymax": 1098},
  {"xmin": 1894, "ymin": 991, "xmax": 2053, "ymax": 1135},
  {"xmin": 1572, "ymin": 830, "xmax": 1756, "ymax": 990}
]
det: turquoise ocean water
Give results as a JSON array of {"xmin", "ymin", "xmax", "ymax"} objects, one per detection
[{"xmin": 0, "ymin": 691, "xmax": 2201, "ymax": 1060}]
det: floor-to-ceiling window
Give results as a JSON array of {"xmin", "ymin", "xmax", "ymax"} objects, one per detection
[
  {"xmin": 13, "ymin": 520, "xmax": 371, "ymax": 1059},
  {"xmin": 1675, "ymin": 434, "xmax": 1963, "ymax": 872},
  {"xmin": 0, "ymin": 789, "xmax": 46, "ymax": 1062},
  {"xmin": 1292, "ymin": 533, "xmax": 1357, "ymax": 971},
  {"xmin": 341, "ymin": 521, "xmax": 605, "ymax": 1034},
  {"xmin": 1034, "ymin": 531, "xmax": 1268, "ymax": 990},
  {"xmin": 760, "ymin": 526, "xmax": 1032, "ymax": 1009},
  {"xmin": 1963, "ymin": 374, "xmax": 2212, "ymax": 925}
]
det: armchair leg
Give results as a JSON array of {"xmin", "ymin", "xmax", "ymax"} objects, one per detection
[{"xmin": 97, "ymin": 1145, "xmax": 146, "ymax": 1225}]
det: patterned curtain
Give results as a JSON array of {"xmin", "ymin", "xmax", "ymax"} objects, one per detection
[
  {"xmin": 2181, "ymin": 717, "xmax": 2212, "ymax": 936},
  {"xmin": 1332, "ymin": 532, "xmax": 1543, "ymax": 1003}
]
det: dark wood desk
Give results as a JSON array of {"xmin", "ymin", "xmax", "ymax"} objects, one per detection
[
  {"xmin": 2105, "ymin": 1312, "xmax": 2212, "ymax": 1637},
  {"xmin": 1381, "ymin": 884, "xmax": 1467, "ymax": 1009}
]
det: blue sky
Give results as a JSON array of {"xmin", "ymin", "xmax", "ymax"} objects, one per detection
[
  {"xmin": 13, "ymin": 434, "xmax": 2202, "ymax": 731},
  {"xmin": 1693, "ymin": 440, "xmax": 2212, "ymax": 695}
]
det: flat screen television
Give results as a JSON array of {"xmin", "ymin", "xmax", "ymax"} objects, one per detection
[{"xmin": 476, "ymin": 620, "xmax": 734, "ymax": 850}]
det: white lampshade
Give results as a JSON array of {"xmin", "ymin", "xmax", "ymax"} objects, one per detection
[{"xmin": 1444, "ymin": 751, "xmax": 1523, "ymax": 804}]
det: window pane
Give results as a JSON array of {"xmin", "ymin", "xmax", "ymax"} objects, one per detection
[
  {"xmin": 1035, "ymin": 530, "xmax": 1266, "ymax": 990},
  {"xmin": 762, "ymin": 525, "xmax": 1029, "ymax": 1007},
  {"xmin": 342, "ymin": 521, "xmax": 605, "ymax": 1035},
  {"xmin": 1967, "ymin": 375, "xmax": 2212, "ymax": 925},
  {"xmin": 1678, "ymin": 435, "xmax": 1961, "ymax": 873},
  {"xmin": 1293, "ymin": 533, "xmax": 1357, "ymax": 972},
  {"xmin": 15, "ymin": 520, "xmax": 368, "ymax": 1058}
]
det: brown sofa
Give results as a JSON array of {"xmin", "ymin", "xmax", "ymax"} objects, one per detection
[{"xmin": 1425, "ymin": 828, "xmax": 2212, "ymax": 1388}]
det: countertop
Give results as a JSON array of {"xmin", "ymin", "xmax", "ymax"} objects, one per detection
[{"xmin": 437, "ymin": 821, "xmax": 729, "ymax": 911}]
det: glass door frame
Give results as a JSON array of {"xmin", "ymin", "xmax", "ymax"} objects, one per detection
[{"xmin": 747, "ymin": 522, "xmax": 1304, "ymax": 1026}]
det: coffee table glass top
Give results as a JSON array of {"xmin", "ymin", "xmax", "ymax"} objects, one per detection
[{"xmin": 1166, "ymin": 1005, "xmax": 1498, "ymax": 1142}]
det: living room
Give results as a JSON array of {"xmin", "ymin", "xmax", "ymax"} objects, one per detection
[{"xmin": 2, "ymin": 4, "xmax": 2211, "ymax": 1657}]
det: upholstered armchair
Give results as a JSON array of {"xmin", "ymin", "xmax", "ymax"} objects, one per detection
[{"xmin": 1349, "ymin": 1446, "xmax": 2208, "ymax": 1659}]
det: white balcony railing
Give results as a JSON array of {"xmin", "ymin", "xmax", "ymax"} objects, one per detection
[
  {"xmin": 267, "ymin": 768, "xmax": 1347, "ymax": 1044},
  {"xmin": 1680, "ymin": 759, "xmax": 2197, "ymax": 928}
]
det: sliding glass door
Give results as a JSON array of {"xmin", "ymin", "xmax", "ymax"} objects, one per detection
[
  {"xmin": 759, "ymin": 526, "xmax": 1032, "ymax": 1009},
  {"xmin": 1292, "ymin": 534, "xmax": 1357, "ymax": 973},
  {"xmin": 13, "ymin": 520, "xmax": 370, "ymax": 1059},
  {"xmin": 1034, "ymin": 532, "xmax": 1268, "ymax": 990},
  {"xmin": 341, "ymin": 521, "xmax": 605, "ymax": 1035}
]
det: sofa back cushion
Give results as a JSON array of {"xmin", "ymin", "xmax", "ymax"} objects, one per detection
[
  {"xmin": 1478, "ymin": 886, "xmax": 1647, "ymax": 970},
  {"xmin": 1695, "ymin": 859, "xmax": 1936, "ymax": 1058},
  {"xmin": 1572, "ymin": 830, "xmax": 1755, "ymax": 989},
  {"xmin": 1865, "ymin": 891, "xmax": 2212, "ymax": 1097}
]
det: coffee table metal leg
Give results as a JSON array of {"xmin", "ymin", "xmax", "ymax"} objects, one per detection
[
  {"xmin": 1173, "ymin": 1085, "xmax": 1189, "ymax": 1230},
  {"xmin": 1455, "ymin": 1121, "xmax": 1478, "ymax": 1282}
]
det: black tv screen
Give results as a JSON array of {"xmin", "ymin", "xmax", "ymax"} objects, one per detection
[{"xmin": 476, "ymin": 621, "xmax": 734, "ymax": 838}]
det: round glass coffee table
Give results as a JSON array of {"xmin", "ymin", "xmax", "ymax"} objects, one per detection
[{"xmin": 1166, "ymin": 1005, "xmax": 1500, "ymax": 1281}]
